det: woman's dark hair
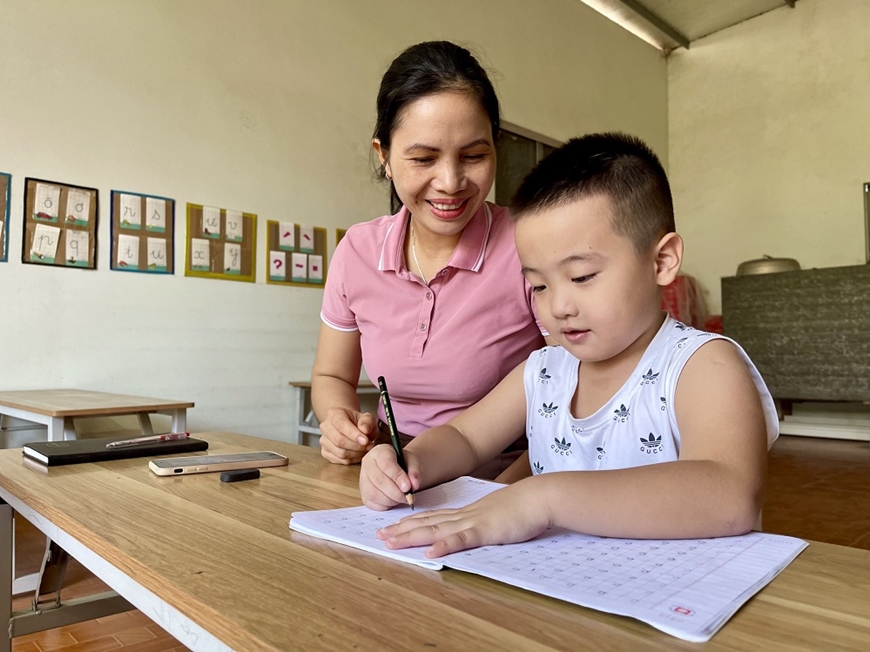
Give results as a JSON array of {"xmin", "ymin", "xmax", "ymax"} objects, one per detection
[{"xmin": 374, "ymin": 41, "xmax": 500, "ymax": 213}]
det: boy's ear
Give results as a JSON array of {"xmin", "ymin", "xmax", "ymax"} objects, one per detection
[{"xmin": 654, "ymin": 232, "xmax": 683, "ymax": 286}]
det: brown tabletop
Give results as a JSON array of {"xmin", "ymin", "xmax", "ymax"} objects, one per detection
[{"xmin": 0, "ymin": 432, "xmax": 868, "ymax": 650}]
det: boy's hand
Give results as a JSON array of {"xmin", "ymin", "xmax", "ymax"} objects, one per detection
[
  {"xmin": 360, "ymin": 444, "xmax": 421, "ymax": 510},
  {"xmin": 375, "ymin": 482, "xmax": 550, "ymax": 557},
  {"xmin": 319, "ymin": 407, "xmax": 377, "ymax": 465}
]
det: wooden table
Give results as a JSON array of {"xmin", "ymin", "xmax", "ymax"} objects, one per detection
[
  {"xmin": 0, "ymin": 432, "xmax": 869, "ymax": 651},
  {"xmin": 0, "ymin": 389, "xmax": 194, "ymax": 442}
]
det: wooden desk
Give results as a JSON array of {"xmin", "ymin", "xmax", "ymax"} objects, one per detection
[
  {"xmin": 0, "ymin": 432, "xmax": 869, "ymax": 651},
  {"xmin": 289, "ymin": 381, "xmax": 378, "ymax": 445},
  {"xmin": 0, "ymin": 389, "xmax": 194, "ymax": 442}
]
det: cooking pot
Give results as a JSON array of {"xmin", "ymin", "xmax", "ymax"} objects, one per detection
[{"xmin": 736, "ymin": 255, "xmax": 801, "ymax": 276}]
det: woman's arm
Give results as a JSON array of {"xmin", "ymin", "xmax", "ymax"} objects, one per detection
[{"xmin": 311, "ymin": 323, "xmax": 378, "ymax": 464}]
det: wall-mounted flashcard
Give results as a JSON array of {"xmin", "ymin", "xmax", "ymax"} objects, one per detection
[
  {"xmin": 265, "ymin": 220, "xmax": 328, "ymax": 287},
  {"xmin": 119, "ymin": 193, "xmax": 142, "ymax": 230},
  {"xmin": 299, "ymin": 225, "xmax": 315, "ymax": 253},
  {"xmin": 308, "ymin": 254, "xmax": 324, "ymax": 283},
  {"xmin": 336, "ymin": 228, "xmax": 347, "ymax": 246},
  {"xmin": 291, "ymin": 253, "xmax": 307, "ymax": 282},
  {"xmin": 30, "ymin": 224, "xmax": 60, "ymax": 263},
  {"xmin": 270, "ymin": 251, "xmax": 286, "ymax": 280},
  {"xmin": 23, "ymin": 178, "xmax": 98, "ymax": 269},
  {"xmin": 65, "ymin": 189, "xmax": 91, "ymax": 227},
  {"xmin": 116, "ymin": 233, "xmax": 140, "ymax": 270},
  {"xmin": 224, "ymin": 242, "xmax": 241, "ymax": 275},
  {"xmin": 147, "ymin": 238, "xmax": 168, "ymax": 272},
  {"xmin": 279, "ymin": 222, "xmax": 295, "ymax": 250},
  {"xmin": 111, "ymin": 191, "xmax": 175, "ymax": 274},
  {"xmin": 185, "ymin": 203, "xmax": 256, "ymax": 282},
  {"xmin": 33, "ymin": 183, "xmax": 60, "ymax": 223},
  {"xmin": 190, "ymin": 238, "xmax": 211, "ymax": 272},
  {"xmin": 202, "ymin": 206, "xmax": 221, "ymax": 239},
  {"xmin": 65, "ymin": 230, "xmax": 90, "ymax": 267},
  {"xmin": 225, "ymin": 210, "xmax": 243, "ymax": 242},
  {"xmin": 0, "ymin": 172, "xmax": 10, "ymax": 262}
]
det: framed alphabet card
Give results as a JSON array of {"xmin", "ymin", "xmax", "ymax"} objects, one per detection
[
  {"xmin": 111, "ymin": 190, "xmax": 175, "ymax": 274},
  {"xmin": 0, "ymin": 172, "xmax": 10, "ymax": 262},
  {"xmin": 23, "ymin": 177, "xmax": 98, "ymax": 269},
  {"xmin": 266, "ymin": 221, "xmax": 327, "ymax": 287},
  {"xmin": 185, "ymin": 203, "xmax": 256, "ymax": 282}
]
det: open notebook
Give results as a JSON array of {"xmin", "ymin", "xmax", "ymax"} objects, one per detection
[{"xmin": 289, "ymin": 476, "xmax": 807, "ymax": 643}]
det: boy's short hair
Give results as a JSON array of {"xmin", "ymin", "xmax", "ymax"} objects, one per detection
[{"xmin": 511, "ymin": 132, "xmax": 675, "ymax": 254}]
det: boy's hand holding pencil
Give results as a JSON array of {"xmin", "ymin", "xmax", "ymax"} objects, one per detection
[{"xmin": 360, "ymin": 444, "xmax": 422, "ymax": 511}]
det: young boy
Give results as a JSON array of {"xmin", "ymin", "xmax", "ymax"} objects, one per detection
[{"xmin": 359, "ymin": 133, "xmax": 778, "ymax": 559}]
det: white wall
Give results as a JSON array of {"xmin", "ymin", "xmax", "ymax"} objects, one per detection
[
  {"xmin": 668, "ymin": 0, "xmax": 870, "ymax": 313},
  {"xmin": 0, "ymin": 0, "xmax": 667, "ymax": 440}
]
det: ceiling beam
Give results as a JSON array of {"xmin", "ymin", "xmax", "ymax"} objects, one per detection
[{"xmin": 618, "ymin": 0, "xmax": 690, "ymax": 50}]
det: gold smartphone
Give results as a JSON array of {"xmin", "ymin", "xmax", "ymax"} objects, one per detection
[{"xmin": 148, "ymin": 451, "xmax": 288, "ymax": 476}]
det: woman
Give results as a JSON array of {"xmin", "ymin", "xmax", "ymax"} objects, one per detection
[{"xmin": 312, "ymin": 41, "xmax": 544, "ymax": 477}]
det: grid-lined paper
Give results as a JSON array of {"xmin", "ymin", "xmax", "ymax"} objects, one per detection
[{"xmin": 290, "ymin": 477, "xmax": 807, "ymax": 642}]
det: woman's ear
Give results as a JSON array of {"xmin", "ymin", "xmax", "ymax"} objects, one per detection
[
  {"xmin": 372, "ymin": 139, "xmax": 390, "ymax": 177},
  {"xmin": 654, "ymin": 232, "xmax": 683, "ymax": 287}
]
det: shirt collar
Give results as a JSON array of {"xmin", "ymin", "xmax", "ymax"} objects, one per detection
[{"xmin": 378, "ymin": 203, "xmax": 493, "ymax": 274}]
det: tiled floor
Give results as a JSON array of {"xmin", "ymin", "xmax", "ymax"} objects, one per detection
[
  {"xmin": 10, "ymin": 435, "xmax": 870, "ymax": 650},
  {"xmin": 763, "ymin": 435, "xmax": 870, "ymax": 550}
]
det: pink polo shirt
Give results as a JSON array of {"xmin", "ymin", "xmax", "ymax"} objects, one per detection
[{"xmin": 321, "ymin": 202, "xmax": 545, "ymax": 435}]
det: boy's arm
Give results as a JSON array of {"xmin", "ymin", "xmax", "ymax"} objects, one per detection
[
  {"xmin": 360, "ymin": 362, "xmax": 528, "ymax": 509},
  {"xmin": 379, "ymin": 340, "xmax": 769, "ymax": 555}
]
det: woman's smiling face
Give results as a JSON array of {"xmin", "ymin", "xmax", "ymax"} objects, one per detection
[{"xmin": 374, "ymin": 91, "xmax": 495, "ymax": 237}]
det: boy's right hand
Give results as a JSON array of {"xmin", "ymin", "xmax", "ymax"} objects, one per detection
[
  {"xmin": 360, "ymin": 444, "xmax": 421, "ymax": 510},
  {"xmin": 319, "ymin": 407, "xmax": 377, "ymax": 465}
]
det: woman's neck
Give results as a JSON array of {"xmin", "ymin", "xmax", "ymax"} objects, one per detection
[{"xmin": 406, "ymin": 217, "xmax": 462, "ymax": 283}]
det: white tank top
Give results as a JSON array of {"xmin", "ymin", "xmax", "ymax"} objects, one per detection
[{"xmin": 523, "ymin": 317, "xmax": 779, "ymax": 475}]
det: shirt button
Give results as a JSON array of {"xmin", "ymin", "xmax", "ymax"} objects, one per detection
[
  {"xmin": 426, "ymin": 291, "xmax": 432, "ymax": 300},
  {"xmin": 420, "ymin": 323, "xmax": 427, "ymax": 331}
]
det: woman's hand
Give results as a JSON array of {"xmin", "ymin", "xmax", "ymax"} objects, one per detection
[
  {"xmin": 375, "ymin": 481, "xmax": 550, "ymax": 557},
  {"xmin": 318, "ymin": 407, "xmax": 378, "ymax": 465},
  {"xmin": 360, "ymin": 444, "xmax": 421, "ymax": 510}
]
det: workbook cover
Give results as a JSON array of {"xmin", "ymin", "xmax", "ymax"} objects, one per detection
[{"xmin": 23, "ymin": 435, "xmax": 209, "ymax": 466}]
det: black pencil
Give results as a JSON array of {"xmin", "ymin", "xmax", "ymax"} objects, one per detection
[{"xmin": 377, "ymin": 376, "xmax": 415, "ymax": 509}]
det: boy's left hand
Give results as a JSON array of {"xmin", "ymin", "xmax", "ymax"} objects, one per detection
[{"xmin": 375, "ymin": 482, "xmax": 550, "ymax": 558}]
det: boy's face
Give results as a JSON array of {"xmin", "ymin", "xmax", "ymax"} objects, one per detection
[{"xmin": 516, "ymin": 194, "xmax": 669, "ymax": 365}]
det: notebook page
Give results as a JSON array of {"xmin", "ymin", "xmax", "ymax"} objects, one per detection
[
  {"xmin": 440, "ymin": 528, "xmax": 807, "ymax": 642},
  {"xmin": 289, "ymin": 476, "xmax": 807, "ymax": 641},
  {"xmin": 289, "ymin": 476, "xmax": 504, "ymax": 570}
]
